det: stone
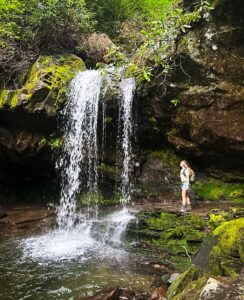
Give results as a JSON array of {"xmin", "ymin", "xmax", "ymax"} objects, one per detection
[
  {"xmin": 78, "ymin": 287, "xmax": 120, "ymax": 300},
  {"xmin": 199, "ymin": 278, "xmax": 226, "ymax": 300},
  {"xmin": 0, "ymin": 54, "xmax": 85, "ymax": 114},
  {"xmin": 149, "ymin": 286, "xmax": 167, "ymax": 300},
  {"xmin": 210, "ymin": 268, "xmax": 244, "ymax": 300},
  {"xmin": 209, "ymin": 218, "xmax": 244, "ymax": 277},
  {"xmin": 0, "ymin": 54, "xmax": 86, "ymax": 189},
  {"xmin": 134, "ymin": 0, "xmax": 244, "ymax": 182},
  {"xmin": 166, "ymin": 265, "xmax": 204, "ymax": 299},
  {"xmin": 78, "ymin": 33, "xmax": 114, "ymax": 66},
  {"xmin": 168, "ymin": 273, "xmax": 180, "ymax": 284}
]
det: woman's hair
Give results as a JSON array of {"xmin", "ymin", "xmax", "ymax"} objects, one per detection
[{"xmin": 181, "ymin": 160, "xmax": 190, "ymax": 168}]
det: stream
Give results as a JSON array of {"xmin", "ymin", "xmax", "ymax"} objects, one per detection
[{"xmin": 0, "ymin": 207, "xmax": 154, "ymax": 300}]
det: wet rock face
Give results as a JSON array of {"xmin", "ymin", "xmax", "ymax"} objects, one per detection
[
  {"xmin": 0, "ymin": 54, "xmax": 85, "ymax": 189},
  {"xmin": 0, "ymin": 206, "xmax": 6, "ymax": 219},
  {"xmin": 137, "ymin": 0, "xmax": 244, "ymax": 181},
  {"xmin": 168, "ymin": 0, "xmax": 244, "ymax": 176}
]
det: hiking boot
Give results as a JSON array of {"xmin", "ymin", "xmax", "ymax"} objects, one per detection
[
  {"xmin": 186, "ymin": 204, "xmax": 192, "ymax": 211},
  {"xmin": 180, "ymin": 205, "xmax": 187, "ymax": 213}
]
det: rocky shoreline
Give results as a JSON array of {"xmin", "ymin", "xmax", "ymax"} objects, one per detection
[{"xmin": 1, "ymin": 202, "xmax": 243, "ymax": 299}]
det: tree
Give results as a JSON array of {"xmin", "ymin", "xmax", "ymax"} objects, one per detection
[{"xmin": 0, "ymin": 0, "xmax": 94, "ymax": 86}]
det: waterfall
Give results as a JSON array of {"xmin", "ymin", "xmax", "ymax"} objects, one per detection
[
  {"xmin": 56, "ymin": 70, "xmax": 102, "ymax": 229},
  {"xmin": 21, "ymin": 71, "xmax": 137, "ymax": 262},
  {"xmin": 119, "ymin": 78, "xmax": 136, "ymax": 205}
]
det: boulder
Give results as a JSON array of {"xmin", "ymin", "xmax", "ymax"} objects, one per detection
[
  {"xmin": 0, "ymin": 54, "xmax": 85, "ymax": 189},
  {"xmin": 199, "ymin": 278, "xmax": 227, "ymax": 300},
  {"xmin": 166, "ymin": 265, "xmax": 206, "ymax": 299},
  {"xmin": 209, "ymin": 218, "xmax": 244, "ymax": 277},
  {"xmin": 0, "ymin": 54, "xmax": 85, "ymax": 114}
]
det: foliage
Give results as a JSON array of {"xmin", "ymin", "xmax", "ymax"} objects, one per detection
[
  {"xmin": 86, "ymin": 0, "xmax": 177, "ymax": 37},
  {"xmin": 171, "ymin": 98, "xmax": 181, "ymax": 107},
  {"xmin": 98, "ymin": 0, "xmax": 214, "ymax": 85},
  {"xmin": 39, "ymin": 137, "xmax": 63, "ymax": 150},
  {"xmin": 0, "ymin": 0, "xmax": 93, "ymax": 87},
  {"xmin": 85, "ymin": 0, "xmax": 137, "ymax": 37}
]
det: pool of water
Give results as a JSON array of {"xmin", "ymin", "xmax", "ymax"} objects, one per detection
[{"xmin": 0, "ymin": 208, "xmax": 153, "ymax": 300}]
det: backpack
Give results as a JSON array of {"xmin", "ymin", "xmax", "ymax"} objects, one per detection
[
  {"xmin": 189, "ymin": 168, "xmax": 196, "ymax": 183},
  {"xmin": 183, "ymin": 168, "xmax": 196, "ymax": 183}
]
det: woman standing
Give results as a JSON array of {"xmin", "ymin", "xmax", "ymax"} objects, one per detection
[{"xmin": 180, "ymin": 160, "xmax": 191, "ymax": 212}]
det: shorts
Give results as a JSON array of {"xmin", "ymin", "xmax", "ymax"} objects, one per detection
[{"xmin": 181, "ymin": 182, "xmax": 190, "ymax": 190}]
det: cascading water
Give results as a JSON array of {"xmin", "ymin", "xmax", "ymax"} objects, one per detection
[
  {"xmin": 119, "ymin": 78, "xmax": 136, "ymax": 205},
  {"xmin": 21, "ymin": 70, "xmax": 137, "ymax": 264},
  {"xmin": 56, "ymin": 70, "xmax": 102, "ymax": 229}
]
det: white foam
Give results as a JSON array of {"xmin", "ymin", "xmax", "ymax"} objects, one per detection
[{"xmin": 21, "ymin": 227, "xmax": 97, "ymax": 262}]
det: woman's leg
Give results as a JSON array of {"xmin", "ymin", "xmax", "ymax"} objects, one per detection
[
  {"xmin": 186, "ymin": 189, "xmax": 191, "ymax": 205},
  {"xmin": 182, "ymin": 189, "xmax": 187, "ymax": 206}
]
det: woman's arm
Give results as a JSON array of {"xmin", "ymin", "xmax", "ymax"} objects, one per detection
[{"xmin": 185, "ymin": 168, "xmax": 190, "ymax": 185}]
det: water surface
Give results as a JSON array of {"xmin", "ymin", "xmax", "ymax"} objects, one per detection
[{"xmin": 0, "ymin": 208, "xmax": 153, "ymax": 300}]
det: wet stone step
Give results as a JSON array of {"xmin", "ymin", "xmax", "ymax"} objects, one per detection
[{"xmin": 0, "ymin": 207, "xmax": 55, "ymax": 226}]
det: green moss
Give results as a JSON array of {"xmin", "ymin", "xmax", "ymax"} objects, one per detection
[
  {"xmin": 208, "ymin": 208, "xmax": 244, "ymax": 229},
  {"xmin": 0, "ymin": 89, "xmax": 16, "ymax": 108},
  {"xmin": 148, "ymin": 149, "xmax": 181, "ymax": 173},
  {"xmin": 134, "ymin": 211, "xmax": 207, "ymax": 271},
  {"xmin": 209, "ymin": 218, "xmax": 244, "ymax": 277},
  {"xmin": 77, "ymin": 192, "xmax": 120, "ymax": 206},
  {"xmin": 193, "ymin": 180, "xmax": 244, "ymax": 202},
  {"xmin": 172, "ymin": 276, "xmax": 208, "ymax": 300},
  {"xmin": 0, "ymin": 89, "xmax": 7, "ymax": 107},
  {"xmin": 98, "ymin": 163, "xmax": 118, "ymax": 174},
  {"xmin": 1, "ymin": 54, "xmax": 85, "ymax": 112},
  {"xmin": 170, "ymin": 255, "xmax": 192, "ymax": 272},
  {"xmin": 166, "ymin": 265, "xmax": 204, "ymax": 299}
]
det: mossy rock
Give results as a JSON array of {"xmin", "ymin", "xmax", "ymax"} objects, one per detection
[
  {"xmin": 172, "ymin": 276, "xmax": 208, "ymax": 300},
  {"xmin": 147, "ymin": 149, "xmax": 182, "ymax": 174},
  {"xmin": 192, "ymin": 180, "xmax": 244, "ymax": 202},
  {"xmin": 77, "ymin": 191, "xmax": 121, "ymax": 206},
  {"xmin": 209, "ymin": 218, "xmax": 244, "ymax": 277},
  {"xmin": 133, "ymin": 211, "xmax": 207, "ymax": 271},
  {"xmin": 166, "ymin": 265, "xmax": 205, "ymax": 299},
  {"xmin": 208, "ymin": 208, "xmax": 244, "ymax": 229},
  {"xmin": 0, "ymin": 54, "xmax": 85, "ymax": 114}
]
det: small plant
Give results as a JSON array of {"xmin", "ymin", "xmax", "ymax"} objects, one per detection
[
  {"xmin": 171, "ymin": 98, "xmax": 180, "ymax": 107},
  {"xmin": 39, "ymin": 136, "xmax": 63, "ymax": 150}
]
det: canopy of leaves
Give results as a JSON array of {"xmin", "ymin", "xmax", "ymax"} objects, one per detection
[
  {"xmin": 0, "ymin": 0, "xmax": 214, "ymax": 87},
  {"xmin": 86, "ymin": 0, "xmax": 176, "ymax": 37},
  {"xmin": 97, "ymin": 0, "xmax": 214, "ymax": 84},
  {"xmin": 0, "ymin": 0, "xmax": 94, "ymax": 86}
]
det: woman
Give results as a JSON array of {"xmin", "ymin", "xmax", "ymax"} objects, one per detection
[{"xmin": 180, "ymin": 160, "xmax": 191, "ymax": 212}]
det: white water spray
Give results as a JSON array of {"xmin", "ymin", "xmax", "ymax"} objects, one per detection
[
  {"xmin": 119, "ymin": 78, "xmax": 136, "ymax": 205},
  {"xmin": 56, "ymin": 70, "xmax": 102, "ymax": 229},
  {"xmin": 21, "ymin": 72, "xmax": 137, "ymax": 263}
]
